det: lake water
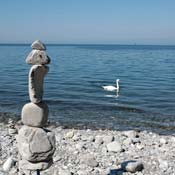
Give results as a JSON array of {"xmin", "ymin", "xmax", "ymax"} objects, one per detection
[{"xmin": 0, "ymin": 44, "xmax": 174, "ymax": 134}]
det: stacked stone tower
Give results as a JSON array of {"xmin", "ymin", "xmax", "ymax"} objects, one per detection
[{"xmin": 17, "ymin": 40, "xmax": 55, "ymax": 175}]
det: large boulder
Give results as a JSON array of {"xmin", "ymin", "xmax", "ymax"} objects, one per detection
[{"xmin": 17, "ymin": 125, "xmax": 55, "ymax": 162}]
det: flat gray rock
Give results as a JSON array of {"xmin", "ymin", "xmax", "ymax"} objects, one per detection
[{"xmin": 31, "ymin": 40, "xmax": 46, "ymax": 50}]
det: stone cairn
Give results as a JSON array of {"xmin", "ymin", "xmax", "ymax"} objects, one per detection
[{"xmin": 17, "ymin": 40, "xmax": 55, "ymax": 175}]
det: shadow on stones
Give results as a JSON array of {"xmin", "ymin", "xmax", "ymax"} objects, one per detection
[{"xmin": 108, "ymin": 168, "xmax": 124, "ymax": 175}]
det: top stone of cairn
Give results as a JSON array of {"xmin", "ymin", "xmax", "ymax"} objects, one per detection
[
  {"xmin": 26, "ymin": 40, "xmax": 50, "ymax": 65},
  {"xmin": 31, "ymin": 40, "xmax": 46, "ymax": 50}
]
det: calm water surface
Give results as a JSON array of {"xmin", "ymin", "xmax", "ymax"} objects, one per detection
[{"xmin": 0, "ymin": 44, "xmax": 174, "ymax": 134}]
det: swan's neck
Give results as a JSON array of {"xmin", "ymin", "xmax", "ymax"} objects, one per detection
[{"xmin": 116, "ymin": 81, "xmax": 119, "ymax": 88}]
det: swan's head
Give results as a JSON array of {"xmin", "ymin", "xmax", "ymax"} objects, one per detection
[{"xmin": 116, "ymin": 79, "xmax": 120, "ymax": 82}]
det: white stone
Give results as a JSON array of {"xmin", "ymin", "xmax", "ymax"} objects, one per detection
[
  {"xmin": 95, "ymin": 135, "xmax": 103, "ymax": 145},
  {"xmin": 28, "ymin": 65, "xmax": 49, "ymax": 103},
  {"xmin": 132, "ymin": 138, "xmax": 141, "ymax": 144},
  {"xmin": 107, "ymin": 141, "xmax": 122, "ymax": 153},
  {"xmin": 31, "ymin": 40, "xmax": 46, "ymax": 50},
  {"xmin": 26, "ymin": 50, "xmax": 50, "ymax": 65},
  {"xmin": 159, "ymin": 160, "xmax": 169, "ymax": 171},
  {"xmin": 59, "ymin": 168, "xmax": 72, "ymax": 175},
  {"xmin": 121, "ymin": 160, "xmax": 144, "ymax": 173},
  {"xmin": 87, "ymin": 135, "xmax": 95, "ymax": 142},
  {"xmin": 17, "ymin": 126, "xmax": 55, "ymax": 162},
  {"xmin": 8, "ymin": 128, "xmax": 17, "ymax": 135},
  {"xmin": 22, "ymin": 102, "xmax": 48, "ymax": 127},
  {"xmin": 122, "ymin": 130, "xmax": 138, "ymax": 138},
  {"xmin": 80, "ymin": 154, "xmax": 99, "ymax": 167},
  {"xmin": 103, "ymin": 135, "xmax": 114, "ymax": 144},
  {"xmin": 159, "ymin": 138, "xmax": 168, "ymax": 145},
  {"xmin": 73, "ymin": 133, "xmax": 81, "ymax": 141},
  {"xmin": 65, "ymin": 131, "xmax": 74, "ymax": 139},
  {"xmin": 2, "ymin": 156, "xmax": 14, "ymax": 172},
  {"xmin": 123, "ymin": 138, "xmax": 132, "ymax": 146}
]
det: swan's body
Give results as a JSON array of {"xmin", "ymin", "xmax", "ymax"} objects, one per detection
[{"xmin": 102, "ymin": 79, "xmax": 120, "ymax": 92}]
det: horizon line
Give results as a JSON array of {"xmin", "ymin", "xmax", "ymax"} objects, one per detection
[{"xmin": 0, "ymin": 43, "xmax": 175, "ymax": 46}]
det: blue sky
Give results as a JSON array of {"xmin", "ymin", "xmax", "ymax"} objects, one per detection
[{"xmin": 0, "ymin": 0, "xmax": 175, "ymax": 44}]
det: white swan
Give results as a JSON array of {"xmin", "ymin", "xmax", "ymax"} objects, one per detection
[{"xmin": 102, "ymin": 79, "xmax": 120, "ymax": 92}]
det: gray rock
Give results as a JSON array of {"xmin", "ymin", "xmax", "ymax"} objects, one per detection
[
  {"xmin": 159, "ymin": 138, "xmax": 168, "ymax": 145},
  {"xmin": 19, "ymin": 159, "xmax": 52, "ymax": 171},
  {"xmin": 122, "ymin": 130, "xmax": 138, "ymax": 138},
  {"xmin": 76, "ymin": 142, "xmax": 86, "ymax": 150},
  {"xmin": 132, "ymin": 138, "xmax": 141, "ymax": 144},
  {"xmin": 26, "ymin": 50, "xmax": 50, "ymax": 65},
  {"xmin": 95, "ymin": 135, "xmax": 103, "ymax": 145},
  {"xmin": 121, "ymin": 160, "xmax": 144, "ymax": 173},
  {"xmin": 65, "ymin": 131, "xmax": 74, "ymax": 139},
  {"xmin": 107, "ymin": 141, "xmax": 122, "ymax": 153},
  {"xmin": 87, "ymin": 135, "xmax": 95, "ymax": 142},
  {"xmin": 22, "ymin": 102, "xmax": 48, "ymax": 127},
  {"xmin": 17, "ymin": 126, "xmax": 55, "ymax": 162},
  {"xmin": 159, "ymin": 160, "xmax": 169, "ymax": 171},
  {"xmin": 77, "ymin": 170, "xmax": 89, "ymax": 175},
  {"xmin": 28, "ymin": 65, "xmax": 49, "ymax": 103},
  {"xmin": 103, "ymin": 135, "xmax": 114, "ymax": 144},
  {"xmin": 53, "ymin": 155, "xmax": 62, "ymax": 162},
  {"xmin": 58, "ymin": 168, "xmax": 72, "ymax": 175},
  {"xmin": 81, "ymin": 154, "xmax": 99, "ymax": 167},
  {"xmin": 123, "ymin": 138, "xmax": 132, "ymax": 146},
  {"xmin": 31, "ymin": 40, "xmax": 46, "ymax": 50},
  {"xmin": 8, "ymin": 128, "xmax": 17, "ymax": 135},
  {"xmin": 2, "ymin": 156, "xmax": 14, "ymax": 172},
  {"xmin": 9, "ymin": 167, "xmax": 18, "ymax": 175}
]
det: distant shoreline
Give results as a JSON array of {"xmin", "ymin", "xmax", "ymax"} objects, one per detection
[{"xmin": 0, "ymin": 43, "xmax": 175, "ymax": 47}]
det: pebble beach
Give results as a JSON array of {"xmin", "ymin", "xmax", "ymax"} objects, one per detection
[{"xmin": 0, "ymin": 117, "xmax": 175, "ymax": 175}]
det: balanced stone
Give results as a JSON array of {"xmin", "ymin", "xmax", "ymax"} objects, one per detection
[
  {"xmin": 17, "ymin": 125, "xmax": 55, "ymax": 162},
  {"xmin": 19, "ymin": 159, "xmax": 53, "ymax": 171},
  {"xmin": 29, "ymin": 65, "xmax": 49, "ymax": 103},
  {"xmin": 22, "ymin": 102, "xmax": 48, "ymax": 127},
  {"xmin": 26, "ymin": 50, "xmax": 50, "ymax": 65},
  {"xmin": 17, "ymin": 40, "xmax": 54, "ymax": 174},
  {"xmin": 31, "ymin": 40, "xmax": 46, "ymax": 51}
]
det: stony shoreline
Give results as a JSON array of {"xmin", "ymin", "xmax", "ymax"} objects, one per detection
[{"xmin": 0, "ymin": 120, "xmax": 175, "ymax": 175}]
